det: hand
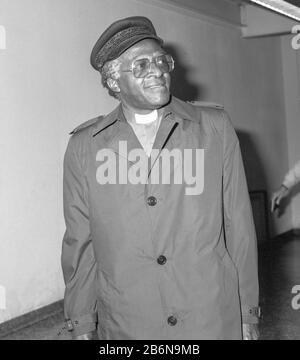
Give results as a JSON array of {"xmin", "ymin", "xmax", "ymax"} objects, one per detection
[
  {"xmin": 242, "ymin": 323, "xmax": 259, "ymax": 340},
  {"xmin": 271, "ymin": 185, "xmax": 289, "ymax": 212},
  {"xmin": 74, "ymin": 331, "xmax": 97, "ymax": 340}
]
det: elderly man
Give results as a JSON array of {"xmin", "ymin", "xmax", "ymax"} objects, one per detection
[{"xmin": 61, "ymin": 16, "xmax": 260, "ymax": 340}]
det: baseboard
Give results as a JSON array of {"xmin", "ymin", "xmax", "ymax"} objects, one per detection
[
  {"xmin": 274, "ymin": 228, "xmax": 300, "ymax": 239},
  {"xmin": 257, "ymin": 229, "xmax": 300, "ymax": 249},
  {"xmin": 293, "ymin": 228, "xmax": 300, "ymax": 236},
  {"xmin": 0, "ymin": 299, "xmax": 63, "ymax": 339}
]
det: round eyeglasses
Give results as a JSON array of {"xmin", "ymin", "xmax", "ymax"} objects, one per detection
[{"xmin": 121, "ymin": 54, "xmax": 175, "ymax": 78}]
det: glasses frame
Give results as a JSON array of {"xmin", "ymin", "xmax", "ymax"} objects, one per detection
[{"xmin": 121, "ymin": 54, "xmax": 175, "ymax": 78}]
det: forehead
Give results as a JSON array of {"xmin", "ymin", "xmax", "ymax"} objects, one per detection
[{"xmin": 119, "ymin": 39, "xmax": 165, "ymax": 62}]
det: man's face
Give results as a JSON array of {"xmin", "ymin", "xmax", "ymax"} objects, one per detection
[{"xmin": 116, "ymin": 39, "xmax": 171, "ymax": 112}]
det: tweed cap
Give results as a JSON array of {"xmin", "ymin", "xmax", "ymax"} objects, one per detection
[{"xmin": 90, "ymin": 16, "xmax": 163, "ymax": 71}]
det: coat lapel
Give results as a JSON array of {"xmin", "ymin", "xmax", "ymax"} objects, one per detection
[
  {"xmin": 92, "ymin": 98, "xmax": 193, "ymax": 171},
  {"xmin": 93, "ymin": 104, "xmax": 143, "ymax": 164}
]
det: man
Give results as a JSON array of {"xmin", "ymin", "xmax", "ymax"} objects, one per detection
[
  {"xmin": 61, "ymin": 16, "xmax": 260, "ymax": 340},
  {"xmin": 271, "ymin": 160, "xmax": 300, "ymax": 212}
]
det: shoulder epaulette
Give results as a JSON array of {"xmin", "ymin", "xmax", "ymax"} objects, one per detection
[
  {"xmin": 187, "ymin": 101, "xmax": 224, "ymax": 110},
  {"xmin": 69, "ymin": 115, "xmax": 104, "ymax": 135}
]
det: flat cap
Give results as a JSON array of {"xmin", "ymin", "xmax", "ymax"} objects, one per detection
[{"xmin": 90, "ymin": 16, "xmax": 163, "ymax": 71}]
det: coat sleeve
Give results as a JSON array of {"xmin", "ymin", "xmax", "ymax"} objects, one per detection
[
  {"xmin": 221, "ymin": 111, "xmax": 260, "ymax": 324},
  {"xmin": 282, "ymin": 160, "xmax": 300, "ymax": 189},
  {"xmin": 61, "ymin": 135, "xmax": 98, "ymax": 337}
]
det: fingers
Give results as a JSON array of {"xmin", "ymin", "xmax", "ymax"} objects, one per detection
[
  {"xmin": 271, "ymin": 193, "xmax": 279, "ymax": 212},
  {"xmin": 271, "ymin": 187, "xmax": 287, "ymax": 212},
  {"xmin": 242, "ymin": 324, "xmax": 259, "ymax": 340},
  {"xmin": 74, "ymin": 332, "xmax": 94, "ymax": 340}
]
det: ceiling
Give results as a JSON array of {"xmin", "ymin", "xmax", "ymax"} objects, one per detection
[{"xmin": 155, "ymin": 0, "xmax": 300, "ymax": 37}]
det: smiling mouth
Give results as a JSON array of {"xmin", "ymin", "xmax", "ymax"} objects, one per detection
[{"xmin": 146, "ymin": 83, "xmax": 166, "ymax": 89}]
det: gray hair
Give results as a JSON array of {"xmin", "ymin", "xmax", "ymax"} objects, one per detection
[{"xmin": 100, "ymin": 59, "xmax": 121, "ymax": 99}]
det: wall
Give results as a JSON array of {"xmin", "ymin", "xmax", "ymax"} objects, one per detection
[
  {"xmin": 0, "ymin": 0, "xmax": 290, "ymax": 322},
  {"xmin": 281, "ymin": 34, "xmax": 300, "ymax": 230}
]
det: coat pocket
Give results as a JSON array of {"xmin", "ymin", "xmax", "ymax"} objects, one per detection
[{"xmin": 213, "ymin": 246, "xmax": 238, "ymax": 284}]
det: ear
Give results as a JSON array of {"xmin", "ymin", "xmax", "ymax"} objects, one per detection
[{"xmin": 107, "ymin": 78, "xmax": 120, "ymax": 93}]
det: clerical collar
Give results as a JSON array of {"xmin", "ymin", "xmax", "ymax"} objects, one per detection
[{"xmin": 135, "ymin": 110, "xmax": 158, "ymax": 124}]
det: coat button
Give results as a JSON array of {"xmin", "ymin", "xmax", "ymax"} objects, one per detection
[
  {"xmin": 157, "ymin": 255, "xmax": 167, "ymax": 265},
  {"xmin": 167, "ymin": 316, "xmax": 177, "ymax": 326},
  {"xmin": 147, "ymin": 196, "xmax": 157, "ymax": 206}
]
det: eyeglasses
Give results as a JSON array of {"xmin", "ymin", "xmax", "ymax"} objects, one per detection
[{"xmin": 121, "ymin": 54, "xmax": 174, "ymax": 78}]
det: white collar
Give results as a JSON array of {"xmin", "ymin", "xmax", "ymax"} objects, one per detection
[{"xmin": 135, "ymin": 110, "xmax": 158, "ymax": 124}]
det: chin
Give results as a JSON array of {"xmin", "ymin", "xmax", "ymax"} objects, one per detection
[{"xmin": 147, "ymin": 91, "xmax": 171, "ymax": 108}]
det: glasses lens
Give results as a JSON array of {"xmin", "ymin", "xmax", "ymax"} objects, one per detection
[
  {"xmin": 156, "ymin": 54, "xmax": 174, "ymax": 73},
  {"xmin": 132, "ymin": 59, "xmax": 150, "ymax": 78},
  {"xmin": 132, "ymin": 54, "xmax": 174, "ymax": 78}
]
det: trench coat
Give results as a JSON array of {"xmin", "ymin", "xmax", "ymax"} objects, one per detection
[{"xmin": 61, "ymin": 96, "xmax": 259, "ymax": 340}]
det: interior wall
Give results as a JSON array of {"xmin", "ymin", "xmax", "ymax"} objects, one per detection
[
  {"xmin": 0, "ymin": 0, "xmax": 290, "ymax": 322},
  {"xmin": 281, "ymin": 34, "xmax": 300, "ymax": 230}
]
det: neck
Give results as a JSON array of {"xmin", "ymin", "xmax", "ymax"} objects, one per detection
[{"xmin": 122, "ymin": 103, "xmax": 159, "ymax": 125}]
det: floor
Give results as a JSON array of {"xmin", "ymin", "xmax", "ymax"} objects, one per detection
[
  {"xmin": 1, "ymin": 234, "xmax": 300, "ymax": 340},
  {"xmin": 258, "ymin": 235, "xmax": 300, "ymax": 340}
]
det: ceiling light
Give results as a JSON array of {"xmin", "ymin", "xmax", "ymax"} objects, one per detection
[{"xmin": 250, "ymin": 0, "xmax": 300, "ymax": 21}]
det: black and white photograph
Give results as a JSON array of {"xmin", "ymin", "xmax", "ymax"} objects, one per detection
[{"xmin": 0, "ymin": 0, "xmax": 300, "ymax": 344}]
